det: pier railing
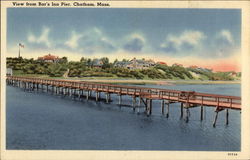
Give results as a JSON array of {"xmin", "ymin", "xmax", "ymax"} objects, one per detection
[
  {"xmin": 6, "ymin": 76, "xmax": 241, "ymax": 110},
  {"xmin": 6, "ymin": 75, "xmax": 241, "ymax": 126}
]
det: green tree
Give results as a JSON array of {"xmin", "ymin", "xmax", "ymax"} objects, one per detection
[
  {"xmin": 100, "ymin": 57, "xmax": 110, "ymax": 69},
  {"xmin": 59, "ymin": 57, "xmax": 68, "ymax": 64}
]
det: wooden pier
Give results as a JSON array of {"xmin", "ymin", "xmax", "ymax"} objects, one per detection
[{"xmin": 6, "ymin": 76, "xmax": 241, "ymax": 127}]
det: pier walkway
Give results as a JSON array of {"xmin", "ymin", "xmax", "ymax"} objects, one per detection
[{"xmin": 6, "ymin": 76, "xmax": 241, "ymax": 127}]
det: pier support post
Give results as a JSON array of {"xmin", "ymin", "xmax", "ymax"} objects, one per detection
[
  {"xmin": 78, "ymin": 90, "xmax": 81, "ymax": 100},
  {"xmin": 132, "ymin": 96, "xmax": 136, "ymax": 112},
  {"xmin": 200, "ymin": 106, "xmax": 204, "ymax": 121},
  {"xmin": 137, "ymin": 97, "xmax": 142, "ymax": 114},
  {"xmin": 138, "ymin": 97, "xmax": 141, "ymax": 107},
  {"xmin": 51, "ymin": 86, "xmax": 54, "ymax": 94},
  {"xmin": 86, "ymin": 90, "xmax": 89, "ymax": 100},
  {"xmin": 161, "ymin": 100, "xmax": 165, "ymax": 115},
  {"xmin": 137, "ymin": 99, "xmax": 140, "ymax": 114},
  {"xmin": 226, "ymin": 109, "xmax": 229, "ymax": 125},
  {"xmin": 96, "ymin": 92, "xmax": 99, "ymax": 101},
  {"xmin": 180, "ymin": 103, "xmax": 184, "ymax": 118},
  {"xmin": 118, "ymin": 95, "xmax": 122, "ymax": 106},
  {"xmin": 67, "ymin": 88, "xmax": 70, "ymax": 96},
  {"xmin": 166, "ymin": 102, "xmax": 169, "ymax": 118},
  {"xmin": 73, "ymin": 89, "xmax": 76, "ymax": 99},
  {"xmin": 185, "ymin": 107, "xmax": 189, "ymax": 123},
  {"xmin": 149, "ymin": 99, "xmax": 152, "ymax": 115},
  {"xmin": 213, "ymin": 111, "xmax": 219, "ymax": 127},
  {"xmin": 146, "ymin": 99, "xmax": 150, "ymax": 117},
  {"xmin": 81, "ymin": 90, "xmax": 84, "ymax": 100},
  {"xmin": 25, "ymin": 82, "xmax": 28, "ymax": 91},
  {"xmin": 106, "ymin": 93, "xmax": 109, "ymax": 103},
  {"xmin": 63, "ymin": 88, "xmax": 66, "ymax": 96}
]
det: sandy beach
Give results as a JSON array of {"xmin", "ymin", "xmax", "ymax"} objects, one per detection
[{"xmin": 66, "ymin": 78, "xmax": 241, "ymax": 85}]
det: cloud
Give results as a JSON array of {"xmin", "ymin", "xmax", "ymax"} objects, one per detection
[
  {"xmin": 77, "ymin": 27, "xmax": 116, "ymax": 53},
  {"xmin": 160, "ymin": 30, "xmax": 206, "ymax": 54},
  {"xmin": 56, "ymin": 27, "xmax": 117, "ymax": 54},
  {"xmin": 212, "ymin": 29, "xmax": 235, "ymax": 57},
  {"xmin": 216, "ymin": 30, "xmax": 234, "ymax": 44},
  {"xmin": 65, "ymin": 31, "xmax": 83, "ymax": 49},
  {"xmin": 123, "ymin": 33, "xmax": 145, "ymax": 52},
  {"xmin": 27, "ymin": 27, "xmax": 51, "ymax": 48}
]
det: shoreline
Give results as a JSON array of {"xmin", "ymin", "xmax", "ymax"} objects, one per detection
[
  {"xmin": 65, "ymin": 78, "xmax": 241, "ymax": 85},
  {"xmin": 10, "ymin": 74, "xmax": 241, "ymax": 85}
]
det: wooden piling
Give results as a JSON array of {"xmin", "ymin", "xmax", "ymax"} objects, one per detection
[
  {"xmin": 226, "ymin": 109, "xmax": 229, "ymax": 125},
  {"xmin": 73, "ymin": 89, "xmax": 76, "ymax": 99},
  {"xmin": 137, "ymin": 98, "xmax": 140, "ymax": 114},
  {"xmin": 213, "ymin": 111, "xmax": 219, "ymax": 127},
  {"xmin": 185, "ymin": 107, "xmax": 189, "ymax": 123},
  {"xmin": 86, "ymin": 90, "xmax": 89, "ymax": 100},
  {"xmin": 132, "ymin": 96, "xmax": 136, "ymax": 112},
  {"xmin": 78, "ymin": 89, "xmax": 81, "ymax": 100},
  {"xmin": 138, "ymin": 97, "xmax": 141, "ymax": 107},
  {"xmin": 96, "ymin": 92, "xmax": 99, "ymax": 101},
  {"xmin": 149, "ymin": 99, "xmax": 152, "ymax": 115},
  {"xmin": 146, "ymin": 99, "xmax": 150, "ymax": 117},
  {"xmin": 161, "ymin": 100, "xmax": 165, "ymax": 115},
  {"xmin": 166, "ymin": 102, "xmax": 169, "ymax": 118},
  {"xmin": 180, "ymin": 103, "xmax": 183, "ymax": 118},
  {"xmin": 118, "ymin": 95, "xmax": 122, "ymax": 105},
  {"xmin": 108, "ymin": 93, "xmax": 111, "ymax": 101},
  {"xmin": 51, "ymin": 86, "xmax": 54, "ymax": 94},
  {"xmin": 106, "ymin": 93, "xmax": 109, "ymax": 103},
  {"xmin": 200, "ymin": 106, "xmax": 204, "ymax": 121}
]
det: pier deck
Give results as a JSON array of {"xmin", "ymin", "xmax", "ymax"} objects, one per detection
[{"xmin": 6, "ymin": 76, "xmax": 241, "ymax": 127}]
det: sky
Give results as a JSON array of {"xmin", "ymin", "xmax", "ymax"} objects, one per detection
[{"xmin": 7, "ymin": 8, "xmax": 241, "ymax": 72}]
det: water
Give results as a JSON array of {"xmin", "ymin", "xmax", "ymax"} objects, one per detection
[{"xmin": 6, "ymin": 83, "xmax": 241, "ymax": 150}]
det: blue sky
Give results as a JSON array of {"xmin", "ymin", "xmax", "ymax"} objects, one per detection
[{"xmin": 7, "ymin": 8, "xmax": 241, "ymax": 70}]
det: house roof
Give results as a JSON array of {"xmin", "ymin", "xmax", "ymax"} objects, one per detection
[
  {"xmin": 157, "ymin": 61, "xmax": 167, "ymax": 65},
  {"xmin": 189, "ymin": 65, "xmax": 198, "ymax": 69},
  {"xmin": 38, "ymin": 54, "xmax": 59, "ymax": 60},
  {"xmin": 92, "ymin": 59, "xmax": 103, "ymax": 66},
  {"xmin": 173, "ymin": 63, "xmax": 183, "ymax": 67}
]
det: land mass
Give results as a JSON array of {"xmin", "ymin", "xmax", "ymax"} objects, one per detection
[{"xmin": 7, "ymin": 57, "xmax": 241, "ymax": 83}]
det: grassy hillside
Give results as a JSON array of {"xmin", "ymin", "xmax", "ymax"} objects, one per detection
[{"xmin": 7, "ymin": 57, "xmax": 241, "ymax": 81}]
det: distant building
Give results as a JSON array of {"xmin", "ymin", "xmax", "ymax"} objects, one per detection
[
  {"xmin": 229, "ymin": 71, "xmax": 237, "ymax": 77},
  {"xmin": 114, "ymin": 61, "xmax": 129, "ymax": 68},
  {"xmin": 7, "ymin": 68, "xmax": 13, "ymax": 76},
  {"xmin": 92, "ymin": 59, "xmax": 103, "ymax": 68},
  {"xmin": 114, "ymin": 58, "xmax": 155, "ymax": 70},
  {"xmin": 38, "ymin": 54, "xmax": 60, "ymax": 63},
  {"xmin": 189, "ymin": 65, "xmax": 198, "ymax": 69},
  {"xmin": 172, "ymin": 63, "xmax": 183, "ymax": 67},
  {"xmin": 157, "ymin": 61, "xmax": 167, "ymax": 65}
]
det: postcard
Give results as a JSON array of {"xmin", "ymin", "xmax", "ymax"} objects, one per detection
[{"xmin": 1, "ymin": 0, "xmax": 250, "ymax": 160}]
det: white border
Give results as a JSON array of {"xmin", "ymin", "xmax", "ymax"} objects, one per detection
[{"xmin": 1, "ymin": 1, "xmax": 250, "ymax": 160}]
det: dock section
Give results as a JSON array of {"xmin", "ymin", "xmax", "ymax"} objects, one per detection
[{"xmin": 6, "ymin": 76, "xmax": 241, "ymax": 127}]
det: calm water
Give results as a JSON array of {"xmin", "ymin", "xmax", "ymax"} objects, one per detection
[{"xmin": 6, "ymin": 83, "xmax": 241, "ymax": 150}]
